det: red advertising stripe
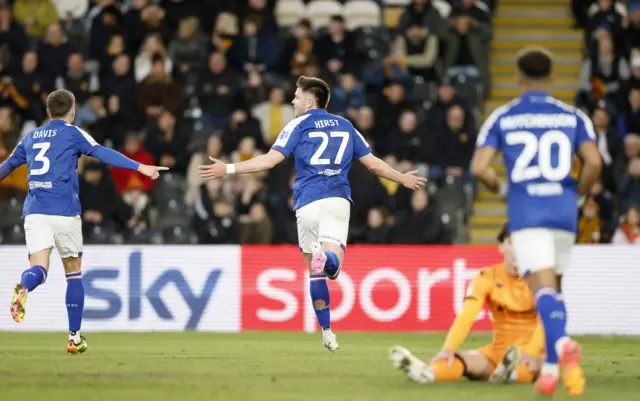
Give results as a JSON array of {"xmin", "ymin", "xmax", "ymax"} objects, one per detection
[{"xmin": 241, "ymin": 245, "xmax": 502, "ymax": 332}]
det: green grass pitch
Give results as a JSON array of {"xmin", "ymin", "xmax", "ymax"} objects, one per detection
[{"xmin": 0, "ymin": 332, "xmax": 639, "ymax": 401}]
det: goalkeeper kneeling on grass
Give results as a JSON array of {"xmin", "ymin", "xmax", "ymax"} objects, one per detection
[{"xmin": 390, "ymin": 223, "xmax": 545, "ymax": 384}]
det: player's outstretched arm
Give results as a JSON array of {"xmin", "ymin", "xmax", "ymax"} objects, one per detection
[
  {"xmin": 0, "ymin": 140, "xmax": 26, "ymax": 182},
  {"xmin": 73, "ymin": 128, "xmax": 168, "ymax": 180},
  {"xmin": 91, "ymin": 147, "xmax": 168, "ymax": 180},
  {"xmin": 432, "ymin": 277, "xmax": 487, "ymax": 364},
  {"xmin": 358, "ymin": 153, "xmax": 427, "ymax": 190},
  {"xmin": 198, "ymin": 149, "xmax": 285, "ymax": 180},
  {"xmin": 471, "ymin": 147, "xmax": 507, "ymax": 198}
]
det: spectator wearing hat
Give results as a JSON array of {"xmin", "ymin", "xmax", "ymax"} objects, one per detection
[{"xmin": 394, "ymin": 23, "xmax": 439, "ymax": 81}]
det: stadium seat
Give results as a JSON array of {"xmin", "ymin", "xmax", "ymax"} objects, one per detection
[
  {"xmin": 156, "ymin": 172, "xmax": 188, "ymax": 192},
  {"xmin": 162, "ymin": 225, "xmax": 197, "ymax": 245},
  {"xmin": 409, "ymin": 77, "xmax": 437, "ymax": 108},
  {"xmin": 432, "ymin": 0, "xmax": 452, "ymax": 18},
  {"xmin": 306, "ymin": 0, "xmax": 344, "ymax": 29},
  {"xmin": 433, "ymin": 178, "xmax": 467, "ymax": 242},
  {"xmin": 123, "ymin": 227, "xmax": 153, "ymax": 244},
  {"xmin": 344, "ymin": 0, "xmax": 381, "ymax": 30},
  {"xmin": 1, "ymin": 224, "xmax": 25, "ymax": 245},
  {"xmin": 84, "ymin": 224, "xmax": 120, "ymax": 244},
  {"xmin": 353, "ymin": 26, "xmax": 390, "ymax": 61},
  {"xmin": 154, "ymin": 185, "xmax": 185, "ymax": 206},
  {"xmin": 275, "ymin": 0, "xmax": 306, "ymax": 28}
]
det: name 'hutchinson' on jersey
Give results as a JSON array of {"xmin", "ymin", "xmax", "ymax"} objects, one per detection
[
  {"xmin": 8, "ymin": 119, "xmax": 106, "ymax": 218},
  {"xmin": 476, "ymin": 92, "xmax": 596, "ymax": 233},
  {"xmin": 271, "ymin": 108, "xmax": 371, "ymax": 210}
]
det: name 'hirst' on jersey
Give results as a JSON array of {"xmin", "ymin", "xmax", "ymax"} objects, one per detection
[
  {"xmin": 314, "ymin": 119, "xmax": 340, "ymax": 129},
  {"xmin": 32, "ymin": 129, "xmax": 57, "ymax": 139}
]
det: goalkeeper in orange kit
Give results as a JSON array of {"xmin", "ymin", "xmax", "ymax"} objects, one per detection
[{"xmin": 390, "ymin": 224, "xmax": 545, "ymax": 385}]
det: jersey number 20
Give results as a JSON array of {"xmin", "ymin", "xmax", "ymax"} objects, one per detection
[
  {"xmin": 506, "ymin": 130, "xmax": 571, "ymax": 183},
  {"xmin": 30, "ymin": 142, "xmax": 51, "ymax": 176},
  {"xmin": 309, "ymin": 131, "xmax": 349, "ymax": 165}
]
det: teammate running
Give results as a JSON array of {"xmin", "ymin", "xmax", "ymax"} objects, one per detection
[
  {"xmin": 199, "ymin": 76, "xmax": 427, "ymax": 351},
  {"xmin": 390, "ymin": 224, "xmax": 544, "ymax": 385},
  {"xmin": 1, "ymin": 89, "xmax": 167, "ymax": 353},
  {"xmin": 470, "ymin": 47, "xmax": 602, "ymax": 396}
]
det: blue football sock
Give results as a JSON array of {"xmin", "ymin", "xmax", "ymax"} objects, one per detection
[
  {"xmin": 20, "ymin": 266, "xmax": 47, "ymax": 292},
  {"xmin": 323, "ymin": 251, "xmax": 340, "ymax": 278},
  {"xmin": 309, "ymin": 274, "xmax": 331, "ymax": 329},
  {"xmin": 65, "ymin": 273, "xmax": 85, "ymax": 333},
  {"xmin": 535, "ymin": 287, "xmax": 567, "ymax": 365}
]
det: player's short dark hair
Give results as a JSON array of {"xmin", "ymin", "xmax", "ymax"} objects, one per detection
[
  {"xmin": 296, "ymin": 75, "xmax": 330, "ymax": 108},
  {"xmin": 516, "ymin": 47, "xmax": 553, "ymax": 81},
  {"xmin": 46, "ymin": 89, "xmax": 75, "ymax": 118},
  {"xmin": 297, "ymin": 18, "xmax": 312, "ymax": 30},
  {"xmin": 497, "ymin": 223, "xmax": 510, "ymax": 243}
]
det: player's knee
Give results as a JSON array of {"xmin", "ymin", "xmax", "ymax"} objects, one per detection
[
  {"xmin": 314, "ymin": 299, "xmax": 327, "ymax": 310},
  {"xmin": 526, "ymin": 268, "xmax": 558, "ymax": 292},
  {"xmin": 62, "ymin": 257, "xmax": 82, "ymax": 275}
]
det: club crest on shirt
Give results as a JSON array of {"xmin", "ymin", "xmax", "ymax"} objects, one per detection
[{"xmin": 278, "ymin": 129, "xmax": 291, "ymax": 141}]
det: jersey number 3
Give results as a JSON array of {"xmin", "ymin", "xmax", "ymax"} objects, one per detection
[
  {"xmin": 30, "ymin": 142, "xmax": 51, "ymax": 176},
  {"xmin": 309, "ymin": 131, "xmax": 349, "ymax": 165},
  {"xmin": 506, "ymin": 130, "xmax": 571, "ymax": 183}
]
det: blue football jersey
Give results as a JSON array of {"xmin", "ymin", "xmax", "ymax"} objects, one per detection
[
  {"xmin": 476, "ymin": 91, "xmax": 596, "ymax": 233},
  {"xmin": 7, "ymin": 119, "xmax": 103, "ymax": 218},
  {"xmin": 272, "ymin": 109, "xmax": 371, "ymax": 210}
]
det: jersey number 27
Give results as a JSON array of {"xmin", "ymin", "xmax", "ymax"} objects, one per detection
[
  {"xmin": 506, "ymin": 130, "xmax": 572, "ymax": 183},
  {"xmin": 30, "ymin": 142, "xmax": 51, "ymax": 176},
  {"xmin": 309, "ymin": 131, "xmax": 349, "ymax": 165}
]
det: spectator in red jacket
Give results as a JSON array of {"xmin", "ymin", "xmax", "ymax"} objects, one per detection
[{"xmin": 111, "ymin": 132, "xmax": 155, "ymax": 195}]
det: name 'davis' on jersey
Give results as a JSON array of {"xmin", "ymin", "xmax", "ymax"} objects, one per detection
[
  {"xmin": 83, "ymin": 251, "xmax": 223, "ymax": 330},
  {"xmin": 32, "ymin": 129, "xmax": 57, "ymax": 139}
]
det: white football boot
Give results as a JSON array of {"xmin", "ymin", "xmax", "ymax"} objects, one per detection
[
  {"xmin": 322, "ymin": 329, "xmax": 339, "ymax": 352},
  {"xmin": 389, "ymin": 345, "xmax": 435, "ymax": 384}
]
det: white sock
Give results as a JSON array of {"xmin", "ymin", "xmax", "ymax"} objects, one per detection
[
  {"xmin": 540, "ymin": 363, "xmax": 559, "ymax": 377},
  {"xmin": 69, "ymin": 331, "xmax": 81, "ymax": 343},
  {"xmin": 555, "ymin": 336, "xmax": 571, "ymax": 359}
]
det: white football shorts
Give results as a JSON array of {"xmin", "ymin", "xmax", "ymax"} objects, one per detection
[
  {"xmin": 510, "ymin": 228, "xmax": 575, "ymax": 276},
  {"xmin": 24, "ymin": 214, "xmax": 83, "ymax": 259},
  {"xmin": 296, "ymin": 197, "xmax": 350, "ymax": 253}
]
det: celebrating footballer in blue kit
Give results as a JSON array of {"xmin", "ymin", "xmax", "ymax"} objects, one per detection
[
  {"xmin": 199, "ymin": 76, "xmax": 427, "ymax": 351},
  {"xmin": 0, "ymin": 89, "xmax": 168, "ymax": 354},
  {"xmin": 471, "ymin": 47, "xmax": 602, "ymax": 397}
]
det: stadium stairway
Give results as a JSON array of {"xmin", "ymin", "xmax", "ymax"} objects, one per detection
[{"xmin": 470, "ymin": 0, "xmax": 582, "ymax": 244}]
